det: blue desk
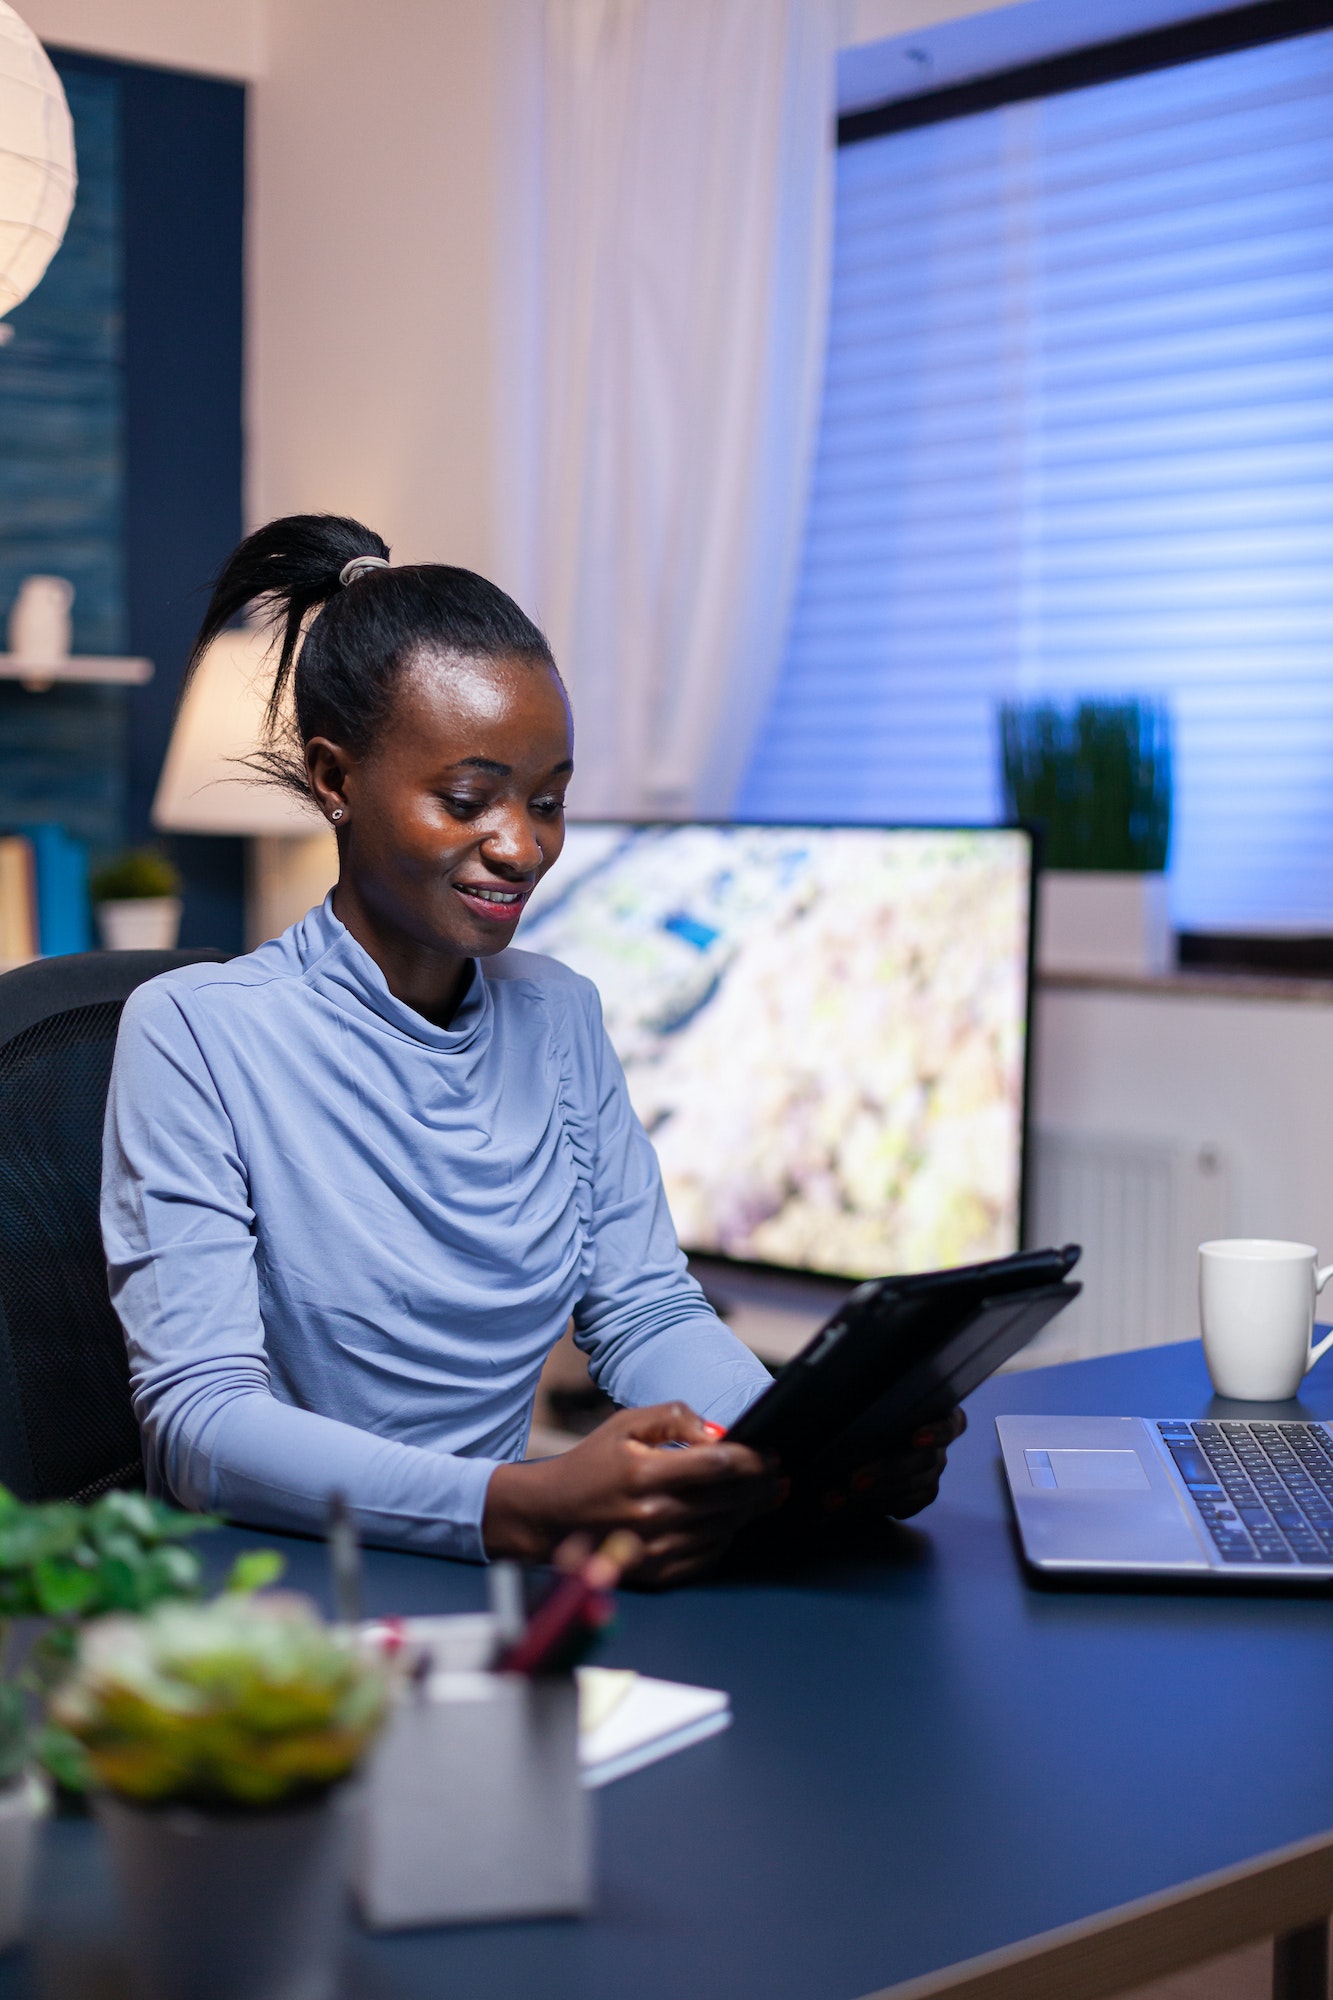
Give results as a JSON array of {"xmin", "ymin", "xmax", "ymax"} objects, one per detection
[{"xmin": 11, "ymin": 1340, "xmax": 1333, "ymax": 2000}]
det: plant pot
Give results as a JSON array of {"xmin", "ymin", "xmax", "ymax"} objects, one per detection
[
  {"xmin": 0, "ymin": 1772, "xmax": 48, "ymax": 1952},
  {"xmin": 94, "ymin": 1788, "xmax": 349, "ymax": 2000},
  {"xmin": 1037, "ymin": 871, "xmax": 1172, "ymax": 978},
  {"xmin": 96, "ymin": 897, "xmax": 182, "ymax": 951}
]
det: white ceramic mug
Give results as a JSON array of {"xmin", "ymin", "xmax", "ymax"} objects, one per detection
[{"xmin": 1198, "ymin": 1239, "xmax": 1333, "ymax": 1400}]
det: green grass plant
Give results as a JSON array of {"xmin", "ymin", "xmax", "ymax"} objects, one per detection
[
  {"xmin": 89, "ymin": 848, "xmax": 181, "ymax": 902},
  {"xmin": 999, "ymin": 697, "xmax": 1172, "ymax": 872}
]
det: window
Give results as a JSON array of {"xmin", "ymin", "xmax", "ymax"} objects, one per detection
[{"xmin": 739, "ymin": 19, "xmax": 1333, "ymax": 934}]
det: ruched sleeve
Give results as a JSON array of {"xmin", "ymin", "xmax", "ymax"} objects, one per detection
[{"xmin": 102, "ymin": 981, "xmax": 498, "ymax": 1562}]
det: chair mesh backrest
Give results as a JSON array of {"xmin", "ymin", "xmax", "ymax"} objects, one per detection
[
  {"xmin": 0, "ymin": 949, "xmax": 228, "ymax": 1504},
  {"xmin": 0, "ymin": 1001, "xmax": 142, "ymax": 1502}
]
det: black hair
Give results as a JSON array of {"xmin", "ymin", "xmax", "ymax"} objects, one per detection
[{"xmin": 183, "ymin": 513, "xmax": 558, "ymax": 797}]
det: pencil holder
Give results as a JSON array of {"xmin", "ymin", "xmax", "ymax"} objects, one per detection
[{"xmin": 352, "ymin": 1614, "xmax": 590, "ymax": 1929}]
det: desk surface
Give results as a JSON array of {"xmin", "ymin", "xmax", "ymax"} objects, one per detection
[{"xmin": 13, "ymin": 1339, "xmax": 1333, "ymax": 2000}]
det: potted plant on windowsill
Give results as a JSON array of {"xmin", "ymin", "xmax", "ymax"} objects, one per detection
[
  {"xmin": 51, "ymin": 1593, "xmax": 388, "ymax": 2000},
  {"xmin": 999, "ymin": 696, "xmax": 1173, "ymax": 979},
  {"xmin": 90, "ymin": 849, "xmax": 183, "ymax": 951}
]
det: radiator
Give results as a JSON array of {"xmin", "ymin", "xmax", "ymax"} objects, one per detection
[{"xmin": 1014, "ymin": 1129, "xmax": 1232, "ymax": 1368}]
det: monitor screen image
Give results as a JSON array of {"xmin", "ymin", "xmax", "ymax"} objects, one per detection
[{"xmin": 518, "ymin": 824, "xmax": 1033, "ymax": 1282}]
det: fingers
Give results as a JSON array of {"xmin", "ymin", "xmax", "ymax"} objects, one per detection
[
  {"xmin": 609, "ymin": 1403, "xmax": 777, "ymax": 1493},
  {"xmin": 607, "ymin": 1400, "xmax": 714, "ymax": 1447},
  {"xmin": 824, "ymin": 1406, "xmax": 967, "ymax": 1524},
  {"xmin": 622, "ymin": 1528, "xmax": 736, "ymax": 1590},
  {"xmin": 910, "ymin": 1407, "xmax": 967, "ymax": 1450},
  {"xmin": 616, "ymin": 1483, "xmax": 779, "ymax": 1539}
]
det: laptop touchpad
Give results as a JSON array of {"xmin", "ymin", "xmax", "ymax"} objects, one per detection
[{"xmin": 1047, "ymin": 1449, "xmax": 1151, "ymax": 1492}]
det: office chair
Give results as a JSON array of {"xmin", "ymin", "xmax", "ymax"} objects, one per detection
[{"xmin": 0, "ymin": 949, "xmax": 227, "ymax": 1503}]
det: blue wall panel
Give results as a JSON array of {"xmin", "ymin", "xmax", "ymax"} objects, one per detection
[
  {"xmin": 0, "ymin": 50, "xmax": 246, "ymax": 949},
  {"xmin": 0, "ymin": 66, "xmax": 127, "ymax": 854}
]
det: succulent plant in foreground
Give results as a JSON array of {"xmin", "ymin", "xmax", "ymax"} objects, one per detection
[{"xmin": 50, "ymin": 1593, "xmax": 388, "ymax": 1809}]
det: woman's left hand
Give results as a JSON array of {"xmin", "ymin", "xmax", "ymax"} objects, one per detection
[{"xmin": 821, "ymin": 1407, "xmax": 967, "ymax": 1523}]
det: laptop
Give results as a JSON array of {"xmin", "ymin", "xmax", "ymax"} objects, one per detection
[{"xmin": 998, "ymin": 1413, "xmax": 1333, "ymax": 1580}]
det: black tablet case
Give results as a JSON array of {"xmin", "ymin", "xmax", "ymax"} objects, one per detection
[{"xmin": 728, "ymin": 1247, "xmax": 1082, "ymax": 1497}]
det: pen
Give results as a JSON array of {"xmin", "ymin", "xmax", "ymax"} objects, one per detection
[
  {"xmin": 327, "ymin": 1490, "xmax": 362, "ymax": 1627},
  {"xmin": 494, "ymin": 1530, "xmax": 641, "ymax": 1676},
  {"xmin": 487, "ymin": 1560, "xmax": 527, "ymax": 1650}
]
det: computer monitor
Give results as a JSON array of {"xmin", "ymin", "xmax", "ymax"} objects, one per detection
[{"xmin": 519, "ymin": 823, "xmax": 1034, "ymax": 1283}]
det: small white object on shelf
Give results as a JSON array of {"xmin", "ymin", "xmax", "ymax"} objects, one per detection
[
  {"xmin": 1, "ymin": 574, "xmax": 151, "ymax": 690},
  {"xmin": 1038, "ymin": 870, "xmax": 1172, "ymax": 979},
  {"xmin": 8, "ymin": 574, "xmax": 70, "ymax": 660}
]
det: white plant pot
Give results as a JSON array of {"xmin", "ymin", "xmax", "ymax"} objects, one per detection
[
  {"xmin": 0, "ymin": 1772, "xmax": 49, "ymax": 1952},
  {"xmin": 94, "ymin": 1788, "xmax": 349, "ymax": 2000},
  {"xmin": 1037, "ymin": 871, "xmax": 1172, "ymax": 979},
  {"xmin": 96, "ymin": 897, "xmax": 182, "ymax": 951}
]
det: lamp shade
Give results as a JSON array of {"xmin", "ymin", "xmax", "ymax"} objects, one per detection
[
  {"xmin": 152, "ymin": 627, "xmax": 323, "ymax": 836},
  {"xmin": 0, "ymin": 4, "xmax": 75, "ymax": 320}
]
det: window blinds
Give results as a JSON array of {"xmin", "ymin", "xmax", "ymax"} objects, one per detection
[{"xmin": 738, "ymin": 27, "xmax": 1333, "ymax": 933}]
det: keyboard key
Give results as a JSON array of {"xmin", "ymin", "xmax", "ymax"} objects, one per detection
[
  {"xmin": 1160, "ymin": 1418, "xmax": 1333, "ymax": 1567},
  {"xmin": 1169, "ymin": 1444, "xmax": 1219, "ymax": 1486}
]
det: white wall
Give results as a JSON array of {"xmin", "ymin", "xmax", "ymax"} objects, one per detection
[
  {"xmin": 23, "ymin": 0, "xmax": 1021, "ymax": 580},
  {"xmin": 20, "ymin": 0, "xmax": 261, "ymax": 78},
  {"xmin": 246, "ymin": 0, "xmax": 512, "ymax": 571},
  {"xmin": 1035, "ymin": 987, "xmax": 1333, "ymax": 1252}
]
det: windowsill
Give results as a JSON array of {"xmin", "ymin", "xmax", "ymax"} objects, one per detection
[{"xmin": 1039, "ymin": 969, "xmax": 1333, "ymax": 1004}]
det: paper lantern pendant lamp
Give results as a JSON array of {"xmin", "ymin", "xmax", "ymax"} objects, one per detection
[{"xmin": 0, "ymin": 2, "xmax": 74, "ymax": 320}]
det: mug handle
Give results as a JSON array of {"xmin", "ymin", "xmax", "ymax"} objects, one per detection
[{"xmin": 1309, "ymin": 1264, "xmax": 1333, "ymax": 1369}]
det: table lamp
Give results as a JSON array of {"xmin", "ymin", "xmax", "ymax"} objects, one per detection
[{"xmin": 151, "ymin": 626, "xmax": 337, "ymax": 948}]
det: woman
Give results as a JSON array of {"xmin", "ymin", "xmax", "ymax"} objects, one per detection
[{"xmin": 102, "ymin": 515, "xmax": 960, "ymax": 1584}]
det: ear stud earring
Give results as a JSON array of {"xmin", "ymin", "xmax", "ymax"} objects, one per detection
[{"xmin": 331, "ymin": 809, "xmax": 345, "ymax": 823}]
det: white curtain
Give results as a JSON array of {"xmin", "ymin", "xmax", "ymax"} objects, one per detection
[{"xmin": 496, "ymin": 0, "xmax": 835, "ymax": 817}]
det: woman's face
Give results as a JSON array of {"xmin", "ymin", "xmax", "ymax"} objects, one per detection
[{"xmin": 309, "ymin": 648, "xmax": 573, "ymax": 966}]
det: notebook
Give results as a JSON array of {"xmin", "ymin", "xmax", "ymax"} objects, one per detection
[{"xmin": 577, "ymin": 1666, "xmax": 730, "ymax": 1788}]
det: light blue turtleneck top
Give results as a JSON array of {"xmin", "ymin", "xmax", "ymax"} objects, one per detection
[{"xmin": 101, "ymin": 896, "xmax": 771, "ymax": 1561}]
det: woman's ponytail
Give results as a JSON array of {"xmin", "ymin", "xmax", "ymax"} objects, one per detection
[
  {"xmin": 183, "ymin": 510, "xmax": 556, "ymax": 802},
  {"xmin": 183, "ymin": 514, "xmax": 390, "ymax": 736}
]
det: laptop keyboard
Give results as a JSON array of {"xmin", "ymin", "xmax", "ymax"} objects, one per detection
[{"xmin": 1156, "ymin": 1420, "xmax": 1333, "ymax": 1565}]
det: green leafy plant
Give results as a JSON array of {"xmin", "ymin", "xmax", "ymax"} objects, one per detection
[
  {"xmin": 50, "ymin": 1594, "xmax": 387, "ymax": 1810},
  {"xmin": 0, "ymin": 1485, "xmax": 283, "ymax": 1791},
  {"xmin": 0, "ymin": 1487, "xmax": 215, "ymax": 1624},
  {"xmin": 89, "ymin": 848, "xmax": 181, "ymax": 902},
  {"xmin": 998, "ymin": 697, "xmax": 1172, "ymax": 873}
]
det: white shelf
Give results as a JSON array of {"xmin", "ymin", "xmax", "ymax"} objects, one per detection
[{"xmin": 0, "ymin": 656, "xmax": 153, "ymax": 688}]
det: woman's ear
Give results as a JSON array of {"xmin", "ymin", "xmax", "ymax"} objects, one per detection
[{"xmin": 305, "ymin": 737, "xmax": 353, "ymax": 828}]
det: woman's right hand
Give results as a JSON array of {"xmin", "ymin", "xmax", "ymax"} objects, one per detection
[{"xmin": 483, "ymin": 1402, "xmax": 784, "ymax": 1588}]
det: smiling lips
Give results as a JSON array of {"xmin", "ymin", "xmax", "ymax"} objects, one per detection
[{"xmin": 453, "ymin": 881, "xmax": 531, "ymax": 922}]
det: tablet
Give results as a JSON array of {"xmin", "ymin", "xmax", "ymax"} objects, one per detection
[{"xmin": 726, "ymin": 1245, "xmax": 1082, "ymax": 1493}]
